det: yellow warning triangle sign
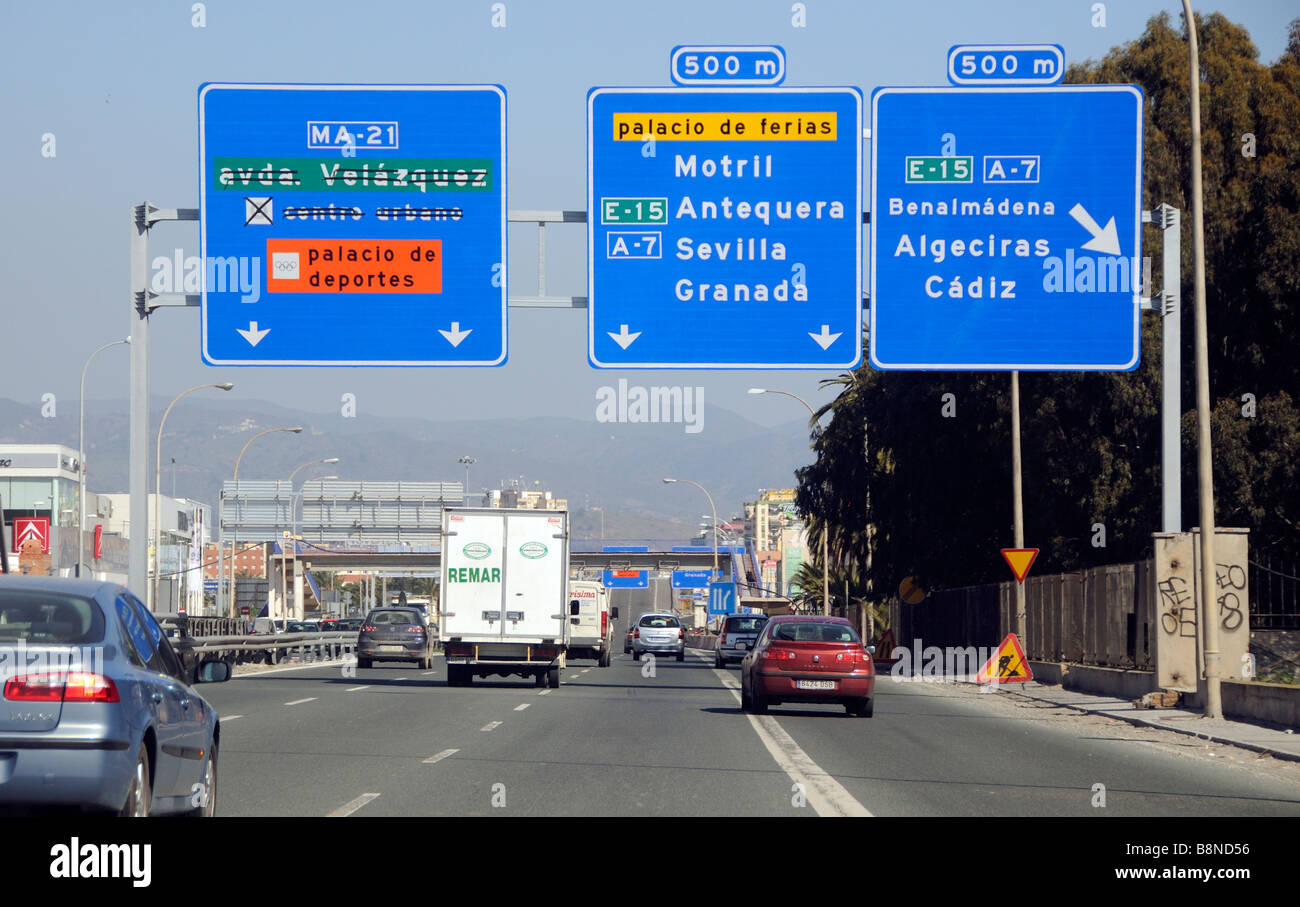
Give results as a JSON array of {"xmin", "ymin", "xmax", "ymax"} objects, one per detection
[
  {"xmin": 1001, "ymin": 548, "xmax": 1039, "ymax": 583},
  {"xmin": 975, "ymin": 633, "xmax": 1033, "ymax": 683}
]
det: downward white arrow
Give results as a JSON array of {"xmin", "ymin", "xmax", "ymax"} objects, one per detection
[
  {"xmin": 808, "ymin": 324, "xmax": 842, "ymax": 350},
  {"xmin": 439, "ymin": 321, "xmax": 472, "ymax": 347},
  {"xmin": 237, "ymin": 321, "xmax": 270, "ymax": 346},
  {"xmin": 1068, "ymin": 203, "xmax": 1121, "ymax": 255},
  {"xmin": 607, "ymin": 324, "xmax": 641, "ymax": 349}
]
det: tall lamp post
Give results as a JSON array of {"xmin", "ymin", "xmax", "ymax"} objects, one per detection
[
  {"xmin": 78, "ymin": 337, "xmax": 130, "ymax": 578},
  {"xmin": 152, "ymin": 382, "xmax": 234, "ymax": 611},
  {"xmin": 663, "ymin": 477, "xmax": 718, "ymax": 581},
  {"xmin": 220, "ymin": 426, "xmax": 303, "ymax": 618},
  {"xmin": 749, "ymin": 387, "xmax": 830, "ymax": 617},
  {"xmin": 457, "ymin": 456, "xmax": 476, "ymax": 504}
]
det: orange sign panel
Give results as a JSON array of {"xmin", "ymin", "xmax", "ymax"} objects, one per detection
[{"xmin": 266, "ymin": 239, "xmax": 442, "ymax": 293}]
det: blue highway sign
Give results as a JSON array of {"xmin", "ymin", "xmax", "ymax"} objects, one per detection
[
  {"xmin": 587, "ymin": 87, "xmax": 862, "ymax": 369},
  {"xmin": 603, "ymin": 569, "xmax": 649, "ymax": 589},
  {"xmin": 199, "ymin": 83, "xmax": 506, "ymax": 366},
  {"xmin": 672, "ymin": 569, "xmax": 712, "ymax": 589},
  {"xmin": 870, "ymin": 86, "xmax": 1143, "ymax": 370},
  {"xmin": 708, "ymin": 581, "xmax": 738, "ymax": 615}
]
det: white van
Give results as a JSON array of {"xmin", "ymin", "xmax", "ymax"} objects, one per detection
[{"xmin": 566, "ymin": 580, "xmax": 616, "ymax": 667}]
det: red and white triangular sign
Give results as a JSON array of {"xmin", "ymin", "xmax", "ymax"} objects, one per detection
[
  {"xmin": 13, "ymin": 517, "xmax": 49, "ymax": 554},
  {"xmin": 1001, "ymin": 547, "xmax": 1039, "ymax": 583},
  {"xmin": 975, "ymin": 633, "xmax": 1033, "ymax": 683}
]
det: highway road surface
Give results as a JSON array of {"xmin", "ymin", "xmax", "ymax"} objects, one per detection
[{"xmin": 204, "ymin": 644, "xmax": 1300, "ymax": 818}]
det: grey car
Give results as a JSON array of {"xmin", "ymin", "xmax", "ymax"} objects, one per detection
[
  {"xmin": 0, "ymin": 576, "xmax": 230, "ymax": 816},
  {"xmin": 631, "ymin": 612, "xmax": 685, "ymax": 662}
]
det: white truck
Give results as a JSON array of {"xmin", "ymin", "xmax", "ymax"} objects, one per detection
[
  {"xmin": 439, "ymin": 507, "xmax": 570, "ymax": 688},
  {"xmin": 566, "ymin": 579, "xmax": 617, "ymax": 667}
]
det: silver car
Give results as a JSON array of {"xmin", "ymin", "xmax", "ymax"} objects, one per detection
[
  {"xmin": 714, "ymin": 613, "xmax": 769, "ymax": 668},
  {"xmin": 0, "ymin": 577, "xmax": 229, "ymax": 816},
  {"xmin": 631, "ymin": 612, "xmax": 685, "ymax": 662}
]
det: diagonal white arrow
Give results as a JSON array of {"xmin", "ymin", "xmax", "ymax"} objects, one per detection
[
  {"xmin": 808, "ymin": 324, "xmax": 842, "ymax": 350},
  {"xmin": 439, "ymin": 321, "xmax": 472, "ymax": 347},
  {"xmin": 237, "ymin": 321, "xmax": 270, "ymax": 346},
  {"xmin": 1068, "ymin": 203, "xmax": 1121, "ymax": 255},
  {"xmin": 607, "ymin": 324, "xmax": 641, "ymax": 349}
]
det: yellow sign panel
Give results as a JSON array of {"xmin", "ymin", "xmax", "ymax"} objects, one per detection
[
  {"xmin": 1001, "ymin": 548, "xmax": 1039, "ymax": 583},
  {"xmin": 612, "ymin": 112, "xmax": 837, "ymax": 142},
  {"xmin": 975, "ymin": 633, "xmax": 1033, "ymax": 683}
]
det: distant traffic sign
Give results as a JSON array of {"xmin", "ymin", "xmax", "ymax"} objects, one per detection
[
  {"xmin": 670, "ymin": 46, "xmax": 786, "ymax": 86},
  {"xmin": 708, "ymin": 581, "xmax": 737, "ymax": 615},
  {"xmin": 588, "ymin": 86, "xmax": 862, "ymax": 368},
  {"xmin": 870, "ymin": 86, "xmax": 1143, "ymax": 370},
  {"xmin": 199, "ymin": 83, "xmax": 506, "ymax": 366},
  {"xmin": 672, "ymin": 569, "xmax": 712, "ymax": 589},
  {"xmin": 603, "ymin": 569, "xmax": 649, "ymax": 589}
]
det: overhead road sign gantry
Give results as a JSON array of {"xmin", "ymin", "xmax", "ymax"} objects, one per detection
[
  {"xmin": 199, "ymin": 83, "xmax": 506, "ymax": 366},
  {"xmin": 587, "ymin": 86, "xmax": 862, "ymax": 369},
  {"xmin": 869, "ymin": 85, "xmax": 1143, "ymax": 371}
]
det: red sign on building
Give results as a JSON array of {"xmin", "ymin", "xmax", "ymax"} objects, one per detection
[
  {"xmin": 13, "ymin": 517, "xmax": 50, "ymax": 554},
  {"xmin": 94, "ymin": 524, "xmax": 103, "ymax": 560}
]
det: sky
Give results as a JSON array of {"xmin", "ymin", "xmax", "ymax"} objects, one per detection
[{"xmin": 2, "ymin": 0, "xmax": 1293, "ymax": 431}]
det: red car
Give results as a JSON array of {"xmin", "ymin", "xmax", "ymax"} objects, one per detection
[{"xmin": 740, "ymin": 616, "xmax": 874, "ymax": 717}]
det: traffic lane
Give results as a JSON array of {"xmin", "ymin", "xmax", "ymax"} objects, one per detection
[
  {"xmin": 753, "ymin": 676, "xmax": 1300, "ymax": 817},
  {"xmin": 347, "ymin": 651, "xmax": 804, "ymax": 816},
  {"xmin": 208, "ymin": 659, "xmax": 553, "ymax": 816}
]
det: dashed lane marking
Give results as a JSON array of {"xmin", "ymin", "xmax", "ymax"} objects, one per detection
[
  {"xmin": 514, "ymin": 703, "xmax": 531, "ymax": 711},
  {"xmin": 423, "ymin": 748, "xmax": 459, "ymax": 764},
  {"xmin": 327, "ymin": 793, "xmax": 380, "ymax": 817},
  {"xmin": 481, "ymin": 721, "xmax": 502, "ymax": 732},
  {"xmin": 284, "ymin": 697, "xmax": 318, "ymax": 706}
]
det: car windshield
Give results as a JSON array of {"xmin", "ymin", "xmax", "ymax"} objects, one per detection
[
  {"xmin": 0, "ymin": 590, "xmax": 105, "ymax": 644},
  {"xmin": 368, "ymin": 610, "xmax": 420, "ymax": 626},
  {"xmin": 639, "ymin": 615, "xmax": 680, "ymax": 628},
  {"xmin": 771, "ymin": 622, "xmax": 860, "ymax": 643},
  {"xmin": 725, "ymin": 617, "xmax": 767, "ymax": 633}
]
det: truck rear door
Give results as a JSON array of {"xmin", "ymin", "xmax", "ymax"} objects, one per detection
[
  {"xmin": 503, "ymin": 512, "xmax": 567, "ymax": 639},
  {"xmin": 442, "ymin": 511, "xmax": 506, "ymax": 639}
]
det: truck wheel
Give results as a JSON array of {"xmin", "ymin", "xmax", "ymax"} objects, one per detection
[
  {"xmin": 547, "ymin": 666, "xmax": 561, "ymax": 689},
  {"xmin": 599, "ymin": 649, "xmax": 611, "ymax": 668}
]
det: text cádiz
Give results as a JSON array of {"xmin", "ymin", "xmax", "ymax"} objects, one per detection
[{"xmin": 672, "ymin": 153, "xmax": 844, "ymax": 303}]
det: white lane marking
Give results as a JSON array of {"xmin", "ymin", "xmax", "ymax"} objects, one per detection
[
  {"xmin": 231, "ymin": 659, "xmax": 351, "ymax": 679},
  {"xmin": 538, "ymin": 690, "xmax": 551, "ymax": 696},
  {"xmin": 421, "ymin": 670, "xmax": 438, "ymax": 675},
  {"xmin": 514, "ymin": 703, "xmax": 530, "ymax": 711},
  {"xmin": 423, "ymin": 748, "xmax": 459, "ymax": 764},
  {"xmin": 284, "ymin": 697, "xmax": 318, "ymax": 706},
  {"xmin": 328, "ymin": 793, "xmax": 380, "ymax": 817},
  {"xmin": 221, "ymin": 714, "xmax": 243, "ymax": 721},
  {"xmin": 346, "ymin": 685, "xmax": 371, "ymax": 692},
  {"xmin": 711, "ymin": 667, "xmax": 873, "ymax": 818},
  {"xmin": 481, "ymin": 721, "xmax": 502, "ymax": 732}
]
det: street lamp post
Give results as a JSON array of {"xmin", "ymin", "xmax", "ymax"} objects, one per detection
[
  {"xmin": 663, "ymin": 477, "xmax": 718, "ymax": 580},
  {"xmin": 220, "ymin": 426, "xmax": 303, "ymax": 618},
  {"xmin": 457, "ymin": 457, "xmax": 476, "ymax": 503},
  {"xmin": 78, "ymin": 338, "xmax": 130, "ymax": 578},
  {"xmin": 749, "ymin": 387, "xmax": 830, "ymax": 617},
  {"xmin": 152, "ymin": 382, "xmax": 234, "ymax": 611}
]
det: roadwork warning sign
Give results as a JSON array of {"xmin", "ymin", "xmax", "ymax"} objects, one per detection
[{"xmin": 975, "ymin": 633, "xmax": 1033, "ymax": 683}]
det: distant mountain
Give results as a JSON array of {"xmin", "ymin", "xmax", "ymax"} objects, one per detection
[{"xmin": 0, "ymin": 396, "xmax": 817, "ymax": 533}]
